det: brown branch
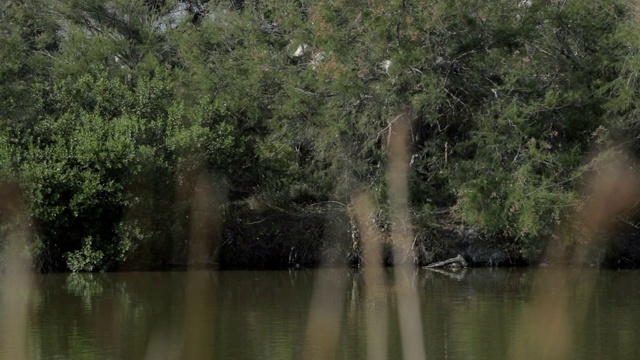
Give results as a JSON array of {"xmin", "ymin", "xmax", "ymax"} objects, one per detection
[{"xmin": 425, "ymin": 254, "xmax": 468, "ymax": 268}]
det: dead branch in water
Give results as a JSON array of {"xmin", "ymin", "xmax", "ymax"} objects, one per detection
[{"xmin": 425, "ymin": 254, "xmax": 468, "ymax": 268}]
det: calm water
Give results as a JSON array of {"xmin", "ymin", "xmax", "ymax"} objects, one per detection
[{"xmin": 1, "ymin": 267, "xmax": 640, "ymax": 359}]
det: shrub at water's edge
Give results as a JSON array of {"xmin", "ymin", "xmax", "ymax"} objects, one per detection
[{"xmin": 3, "ymin": 0, "xmax": 640, "ymax": 270}]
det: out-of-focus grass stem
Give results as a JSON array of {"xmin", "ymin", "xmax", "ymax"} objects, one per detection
[
  {"xmin": 387, "ymin": 112, "xmax": 427, "ymax": 360},
  {"xmin": 0, "ymin": 183, "xmax": 33, "ymax": 360}
]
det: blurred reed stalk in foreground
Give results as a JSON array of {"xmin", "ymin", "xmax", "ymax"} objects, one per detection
[
  {"xmin": 181, "ymin": 172, "xmax": 222, "ymax": 359},
  {"xmin": 0, "ymin": 183, "xmax": 33, "ymax": 360},
  {"xmin": 352, "ymin": 192, "xmax": 389, "ymax": 360},
  {"xmin": 386, "ymin": 112, "xmax": 427, "ymax": 360},
  {"xmin": 510, "ymin": 152, "xmax": 640, "ymax": 360},
  {"xmin": 302, "ymin": 203, "xmax": 352, "ymax": 358},
  {"xmin": 145, "ymin": 167, "xmax": 223, "ymax": 359},
  {"xmin": 344, "ymin": 111, "xmax": 427, "ymax": 360},
  {"xmin": 302, "ymin": 266, "xmax": 348, "ymax": 359},
  {"xmin": 142, "ymin": 132, "xmax": 227, "ymax": 359}
]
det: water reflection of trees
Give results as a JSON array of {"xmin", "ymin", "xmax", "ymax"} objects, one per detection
[
  {"xmin": 30, "ymin": 273, "xmax": 185, "ymax": 359},
  {"xmin": 19, "ymin": 269, "xmax": 640, "ymax": 359}
]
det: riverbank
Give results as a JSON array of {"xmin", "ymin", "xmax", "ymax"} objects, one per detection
[
  {"xmin": 216, "ymin": 202, "xmax": 640, "ymax": 270},
  {"xmin": 218, "ymin": 203, "xmax": 525, "ymax": 270}
]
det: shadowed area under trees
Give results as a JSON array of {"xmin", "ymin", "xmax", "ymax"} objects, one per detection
[{"xmin": 3, "ymin": 0, "xmax": 640, "ymax": 271}]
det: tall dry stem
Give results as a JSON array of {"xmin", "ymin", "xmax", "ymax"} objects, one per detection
[
  {"xmin": 181, "ymin": 172, "xmax": 223, "ymax": 358},
  {"xmin": 352, "ymin": 192, "xmax": 389, "ymax": 360},
  {"xmin": 0, "ymin": 183, "xmax": 33, "ymax": 360},
  {"xmin": 510, "ymin": 152, "xmax": 640, "ymax": 360},
  {"xmin": 302, "ymin": 268, "xmax": 348, "ymax": 360},
  {"xmin": 386, "ymin": 112, "xmax": 427, "ymax": 360}
]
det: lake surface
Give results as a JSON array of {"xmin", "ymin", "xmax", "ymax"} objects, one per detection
[{"xmin": 1, "ymin": 267, "xmax": 640, "ymax": 359}]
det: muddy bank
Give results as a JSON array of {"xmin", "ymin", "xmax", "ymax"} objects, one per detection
[
  {"xmin": 218, "ymin": 203, "xmax": 357, "ymax": 269},
  {"xmin": 218, "ymin": 204, "xmax": 528, "ymax": 269}
]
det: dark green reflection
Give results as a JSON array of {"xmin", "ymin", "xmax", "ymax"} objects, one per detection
[{"xmin": 4, "ymin": 268, "xmax": 640, "ymax": 359}]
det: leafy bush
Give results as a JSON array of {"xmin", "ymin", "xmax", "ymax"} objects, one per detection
[{"xmin": 2, "ymin": 0, "xmax": 640, "ymax": 269}]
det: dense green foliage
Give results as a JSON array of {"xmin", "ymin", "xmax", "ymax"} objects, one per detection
[{"xmin": 2, "ymin": 0, "xmax": 640, "ymax": 270}]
